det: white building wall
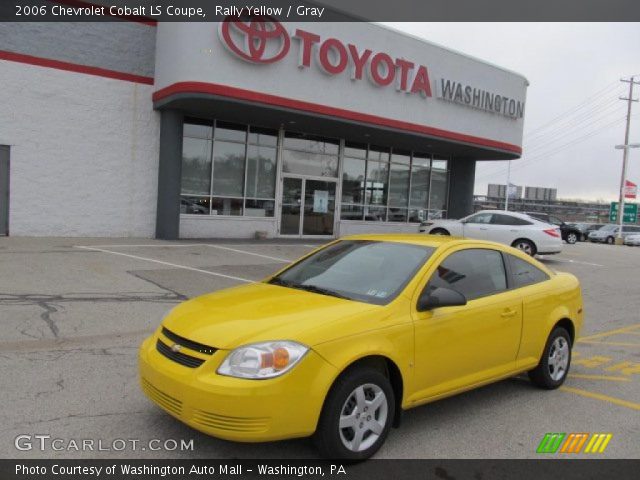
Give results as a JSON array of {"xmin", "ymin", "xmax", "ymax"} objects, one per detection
[
  {"xmin": 0, "ymin": 60, "xmax": 160, "ymax": 236},
  {"xmin": 180, "ymin": 216, "xmax": 277, "ymax": 239}
]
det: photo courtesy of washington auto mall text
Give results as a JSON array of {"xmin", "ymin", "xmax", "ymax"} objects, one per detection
[{"xmin": 1, "ymin": 1, "xmax": 640, "ymax": 480}]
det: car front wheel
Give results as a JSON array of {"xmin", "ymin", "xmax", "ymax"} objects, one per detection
[
  {"xmin": 430, "ymin": 228, "xmax": 450, "ymax": 235},
  {"xmin": 315, "ymin": 367, "xmax": 395, "ymax": 460},
  {"xmin": 606, "ymin": 236, "xmax": 615, "ymax": 245},
  {"xmin": 566, "ymin": 232, "xmax": 578, "ymax": 244},
  {"xmin": 528, "ymin": 326, "xmax": 572, "ymax": 389}
]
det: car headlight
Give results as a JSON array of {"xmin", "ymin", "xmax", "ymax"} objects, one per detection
[{"xmin": 217, "ymin": 341, "xmax": 309, "ymax": 379}]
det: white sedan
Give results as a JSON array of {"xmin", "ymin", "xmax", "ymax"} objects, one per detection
[
  {"xmin": 419, "ymin": 210, "xmax": 562, "ymax": 256},
  {"xmin": 624, "ymin": 234, "xmax": 640, "ymax": 246}
]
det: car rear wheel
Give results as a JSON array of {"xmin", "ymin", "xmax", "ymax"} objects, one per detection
[
  {"xmin": 511, "ymin": 239, "xmax": 536, "ymax": 256},
  {"xmin": 528, "ymin": 327, "xmax": 572, "ymax": 389},
  {"xmin": 606, "ymin": 236, "xmax": 615, "ymax": 245},
  {"xmin": 566, "ymin": 232, "xmax": 578, "ymax": 244},
  {"xmin": 315, "ymin": 367, "xmax": 394, "ymax": 460},
  {"xmin": 430, "ymin": 228, "xmax": 450, "ymax": 235}
]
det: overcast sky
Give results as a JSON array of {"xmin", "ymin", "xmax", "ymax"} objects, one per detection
[{"xmin": 384, "ymin": 23, "xmax": 640, "ymax": 201}]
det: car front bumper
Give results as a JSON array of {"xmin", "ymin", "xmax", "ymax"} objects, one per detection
[{"xmin": 138, "ymin": 332, "xmax": 338, "ymax": 442}]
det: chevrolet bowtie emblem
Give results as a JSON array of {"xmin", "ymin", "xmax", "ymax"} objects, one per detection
[{"xmin": 170, "ymin": 344, "xmax": 182, "ymax": 353}]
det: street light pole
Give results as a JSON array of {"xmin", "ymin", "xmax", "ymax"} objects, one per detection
[{"xmin": 616, "ymin": 76, "xmax": 640, "ymax": 241}]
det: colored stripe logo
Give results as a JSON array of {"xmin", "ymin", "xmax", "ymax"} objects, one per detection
[{"xmin": 537, "ymin": 433, "xmax": 612, "ymax": 454}]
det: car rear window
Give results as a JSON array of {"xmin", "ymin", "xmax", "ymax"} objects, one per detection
[{"xmin": 507, "ymin": 254, "xmax": 550, "ymax": 288}]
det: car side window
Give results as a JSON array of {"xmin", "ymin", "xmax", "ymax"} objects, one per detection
[
  {"xmin": 549, "ymin": 216, "xmax": 563, "ymax": 226},
  {"xmin": 425, "ymin": 249, "xmax": 507, "ymax": 301},
  {"xmin": 507, "ymin": 254, "xmax": 550, "ymax": 288},
  {"xmin": 466, "ymin": 213, "xmax": 493, "ymax": 224},
  {"xmin": 491, "ymin": 214, "xmax": 532, "ymax": 226}
]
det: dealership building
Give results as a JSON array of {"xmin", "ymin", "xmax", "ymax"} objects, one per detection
[{"xmin": 0, "ymin": 17, "xmax": 527, "ymax": 238}]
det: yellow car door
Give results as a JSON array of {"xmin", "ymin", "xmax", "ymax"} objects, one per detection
[{"xmin": 408, "ymin": 246, "xmax": 523, "ymax": 405}]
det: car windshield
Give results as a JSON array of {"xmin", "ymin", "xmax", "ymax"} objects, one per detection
[{"xmin": 268, "ymin": 240, "xmax": 435, "ymax": 305}]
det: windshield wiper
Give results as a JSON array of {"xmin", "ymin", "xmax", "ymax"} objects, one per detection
[
  {"xmin": 294, "ymin": 284, "xmax": 351, "ymax": 300},
  {"xmin": 269, "ymin": 278, "xmax": 350, "ymax": 300},
  {"xmin": 268, "ymin": 277, "xmax": 296, "ymax": 287}
]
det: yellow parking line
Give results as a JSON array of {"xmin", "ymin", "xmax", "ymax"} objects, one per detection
[
  {"xmin": 579, "ymin": 340, "xmax": 640, "ymax": 347},
  {"xmin": 578, "ymin": 323, "xmax": 640, "ymax": 342},
  {"xmin": 560, "ymin": 386, "xmax": 640, "ymax": 411},
  {"xmin": 569, "ymin": 374, "xmax": 631, "ymax": 382}
]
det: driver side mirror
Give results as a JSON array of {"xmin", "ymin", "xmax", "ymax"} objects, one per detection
[{"xmin": 417, "ymin": 287, "xmax": 467, "ymax": 312}]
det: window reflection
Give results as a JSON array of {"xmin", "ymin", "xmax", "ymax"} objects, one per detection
[{"xmin": 180, "ymin": 120, "xmax": 277, "ymax": 218}]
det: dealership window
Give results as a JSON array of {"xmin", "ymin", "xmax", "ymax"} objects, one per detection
[
  {"xmin": 429, "ymin": 158, "xmax": 449, "ymax": 219},
  {"xmin": 283, "ymin": 132, "xmax": 339, "ymax": 177},
  {"xmin": 340, "ymin": 146, "xmax": 449, "ymax": 224},
  {"xmin": 341, "ymin": 142, "xmax": 367, "ymax": 221},
  {"xmin": 180, "ymin": 119, "xmax": 278, "ymax": 217}
]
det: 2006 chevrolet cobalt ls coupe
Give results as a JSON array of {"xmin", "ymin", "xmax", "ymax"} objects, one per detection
[{"xmin": 139, "ymin": 234, "xmax": 583, "ymax": 459}]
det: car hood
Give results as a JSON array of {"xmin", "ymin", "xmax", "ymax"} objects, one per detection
[{"xmin": 162, "ymin": 282, "xmax": 382, "ymax": 350}]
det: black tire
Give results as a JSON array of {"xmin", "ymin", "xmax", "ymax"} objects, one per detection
[
  {"xmin": 315, "ymin": 367, "xmax": 395, "ymax": 460},
  {"xmin": 606, "ymin": 236, "xmax": 615, "ymax": 245},
  {"xmin": 511, "ymin": 238, "xmax": 537, "ymax": 257},
  {"xmin": 566, "ymin": 232, "xmax": 578, "ymax": 244},
  {"xmin": 430, "ymin": 228, "xmax": 450, "ymax": 236},
  {"xmin": 528, "ymin": 327, "xmax": 572, "ymax": 390}
]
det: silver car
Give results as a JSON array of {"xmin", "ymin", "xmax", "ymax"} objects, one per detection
[
  {"xmin": 588, "ymin": 224, "xmax": 640, "ymax": 244},
  {"xmin": 624, "ymin": 234, "xmax": 640, "ymax": 246}
]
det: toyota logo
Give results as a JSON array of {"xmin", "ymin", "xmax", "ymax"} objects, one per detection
[{"xmin": 219, "ymin": 15, "xmax": 290, "ymax": 64}]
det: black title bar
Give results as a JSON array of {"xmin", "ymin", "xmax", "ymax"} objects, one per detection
[{"xmin": 1, "ymin": 0, "xmax": 640, "ymax": 22}]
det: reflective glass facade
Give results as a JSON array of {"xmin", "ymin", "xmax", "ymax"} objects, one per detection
[{"xmin": 180, "ymin": 118, "xmax": 450, "ymax": 232}]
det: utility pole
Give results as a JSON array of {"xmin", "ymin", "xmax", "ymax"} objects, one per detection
[
  {"xmin": 616, "ymin": 76, "xmax": 640, "ymax": 242},
  {"xmin": 504, "ymin": 160, "xmax": 511, "ymax": 211}
]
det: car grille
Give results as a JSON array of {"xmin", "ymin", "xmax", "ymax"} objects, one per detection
[
  {"xmin": 161, "ymin": 327, "xmax": 217, "ymax": 355},
  {"xmin": 141, "ymin": 378, "xmax": 183, "ymax": 416},
  {"xmin": 156, "ymin": 339, "xmax": 205, "ymax": 368},
  {"xmin": 191, "ymin": 409, "xmax": 269, "ymax": 433}
]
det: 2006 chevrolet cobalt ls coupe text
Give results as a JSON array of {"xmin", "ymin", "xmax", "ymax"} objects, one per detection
[{"xmin": 139, "ymin": 234, "xmax": 583, "ymax": 459}]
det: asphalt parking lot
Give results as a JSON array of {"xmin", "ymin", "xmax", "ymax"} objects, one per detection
[{"xmin": 0, "ymin": 237, "xmax": 638, "ymax": 459}]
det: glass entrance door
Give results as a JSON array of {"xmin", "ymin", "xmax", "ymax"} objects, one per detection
[{"xmin": 279, "ymin": 177, "xmax": 336, "ymax": 236}]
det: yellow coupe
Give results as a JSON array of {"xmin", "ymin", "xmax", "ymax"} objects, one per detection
[{"xmin": 139, "ymin": 234, "xmax": 583, "ymax": 459}]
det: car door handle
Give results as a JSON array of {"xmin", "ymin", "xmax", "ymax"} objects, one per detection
[{"xmin": 501, "ymin": 309, "xmax": 518, "ymax": 318}]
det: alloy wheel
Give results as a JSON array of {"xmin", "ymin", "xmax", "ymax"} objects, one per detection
[
  {"xmin": 548, "ymin": 337, "xmax": 569, "ymax": 381},
  {"xmin": 515, "ymin": 241, "xmax": 533, "ymax": 256},
  {"xmin": 338, "ymin": 384, "xmax": 388, "ymax": 452},
  {"xmin": 567, "ymin": 233, "xmax": 577, "ymax": 244}
]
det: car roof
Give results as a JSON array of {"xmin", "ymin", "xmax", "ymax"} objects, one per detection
[{"xmin": 340, "ymin": 233, "xmax": 510, "ymax": 250}]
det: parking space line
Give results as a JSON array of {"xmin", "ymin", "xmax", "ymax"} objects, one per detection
[
  {"xmin": 560, "ymin": 386, "xmax": 640, "ymax": 411},
  {"xmin": 579, "ymin": 340, "xmax": 640, "ymax": 347},
  {"xmin": 75, "ymin": 243, "xmax": 210, "ymax": 248},
  {"xmin": 204, "ymin": 244, "xmax": 290, "ymax": 262},
  {"xmin": 541, "ymin": 258, "xmax": 604, "ymax": 267},
  {"xmin": 569, "ymin": 374, "xmax": 631, "ymax": 382},
  {"xmin": 74, "ymin": 246, "xmax": 252, "ymax": 283},
  {"xmin": 578, "ymin": 323, "xmax": 640, "ymax": 342}
]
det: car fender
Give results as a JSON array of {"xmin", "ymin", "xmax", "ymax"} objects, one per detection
[{"xmin": 311, "ymin": 322, "xmax": 414, "ymax": 407}]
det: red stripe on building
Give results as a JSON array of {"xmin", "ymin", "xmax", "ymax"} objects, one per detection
[
  {"xmin": 47, "ymin": 0, "xmax": 157, "ymax": 26},
  {"xmin": 0, "ymin": 50, "xmax": 154, "ymax": 85},
  {"xmin": 153, "ymin": 81, "xmax": 523, "ymax": 155}
]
